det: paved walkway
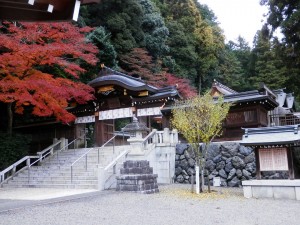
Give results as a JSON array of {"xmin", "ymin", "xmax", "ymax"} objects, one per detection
[
  {"xmin": 1, "ymin": 185, "xmax": 300, "ymax": 225},
  {"xmin": 0, "ymin": 188, "xmax": 99, "ymax": 212}
]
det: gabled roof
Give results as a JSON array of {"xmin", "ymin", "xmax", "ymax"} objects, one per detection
[
  {"xmin": 241, "ymin": 125, "xmax": 300, "ymax": 146},
  {"xmin": 88, "ymin": 67, "xmax": 158, "ymax": 93},
  {"xmin": 211, "ymin": 80, "xmax": 238, "ymax": 96},
  {"xmin": 213, "ymin": 86, "xmax": 278, "ymax": 110},
  {"xmin": 89, "ymin": 66, "xmax": 181, "ymax": 104}
]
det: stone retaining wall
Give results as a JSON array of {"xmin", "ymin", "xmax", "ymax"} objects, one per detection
[
  {"xmin": 175, "ymin": 143, "xmax": 289, "ymax": 187},
  {"xmin": 175, "ymin": 143, "xmax": 256, "ymax": 187}
]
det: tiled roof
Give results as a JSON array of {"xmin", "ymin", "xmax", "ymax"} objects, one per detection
[
  {"xmin": 241, "ymin": 125, "xmax": 300, "ymax": 146},
  {"xmin": 212, "ymin": 80, "xmax": 238, "ymax": 95},
  {"xmin": 89, "ymin": 66, "xmax": 181, "ymax": 103}
]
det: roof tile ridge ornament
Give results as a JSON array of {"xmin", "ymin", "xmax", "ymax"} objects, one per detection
[
  {"xmin": 212, "ymin": 79, "xmax": 238, "ymax": 94},
  {"xmin": 259, "ymin": 82, "xmax": 277, "ymax": 99}
]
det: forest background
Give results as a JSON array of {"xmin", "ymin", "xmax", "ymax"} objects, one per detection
[{"xmin": 79, "ymin": 0, "xmax": 300, "ymax": 101}]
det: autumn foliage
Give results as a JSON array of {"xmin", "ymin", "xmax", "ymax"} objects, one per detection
[
  {"xmin": 0, "ymin": 22, "xmax": 98, "ymax": 123},
  {"xmin": 164, "ymin": 73, "xmax": 197, "ymax": 98},
  {"xmin": 120, "ymin": 48, "xmax": 197, "ymax": 98},
  {"xmin": 119, "ymin": 48, "xmax": 165, "ymax": 86}
]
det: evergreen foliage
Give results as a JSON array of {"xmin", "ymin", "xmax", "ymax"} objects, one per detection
[{"xmin": 0, "ymin": 133, "xmax": 31, "ymax": 170}]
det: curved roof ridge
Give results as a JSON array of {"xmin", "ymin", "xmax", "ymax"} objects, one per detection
[
  {"xmin": 100, "ymin": 66, "xmax": 146, "ymax": 84},
  {"xmin": 212, "ymin": 80, "xmax": 238, "ymax": 95}
]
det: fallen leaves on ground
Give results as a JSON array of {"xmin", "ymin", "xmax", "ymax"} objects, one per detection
[{"xmin": 160, "ymin": 185, "xmax": 244, "ymax": 200}]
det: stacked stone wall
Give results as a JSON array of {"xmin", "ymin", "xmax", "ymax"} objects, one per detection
[
  {"xmin": 175, "ymin": 143, "xmax": 290, "ymax": 186},
  {"xmin": 175, "ymin": 143, "xmax": 256, "ymax": 187}
]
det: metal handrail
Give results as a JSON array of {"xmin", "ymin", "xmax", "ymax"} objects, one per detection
[
  {"xmin": 99, "ymin": 149, "xmax": 130, "ymax": 190},
  {"xmin": 27, "ymin": 135, "xmax": 85, "ymax": 183},
  {"xmin": 54, "ymin": 135, "xmax": 85, "ymax": 161},
  {"xmin": 104, "ymin": 149, "xmax": 129, "ymax": 171},
  {"xmin": 0, "ymin": 156, "xmax": 39, "ymax": 185},
  {"xmin": 36, "ymin": 140, "xmax": 62, "ymax": 157},
  {"xmin": 71, "ymin": 134, "xmax": 124, "ymax": 183},
  {"xmin": 0, "ymin": 140, "xmax": 63, "ymax": 185}
]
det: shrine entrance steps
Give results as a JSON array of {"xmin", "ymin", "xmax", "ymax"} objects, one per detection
[{"xmin": 1, "ymin": 147, "xmax": 126, "ymax": 189}]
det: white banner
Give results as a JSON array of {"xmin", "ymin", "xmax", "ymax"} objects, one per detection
[
  {"xmin": 75, "ymin": 115, "xmax": 95, "ymax": 124},
  {"xmin": 137, "ymin": 107, "xmax": 162, "ymax": 117},
  {"xmin": 99, "ymin": 107, "xmax": 133, "ymax": 120}
]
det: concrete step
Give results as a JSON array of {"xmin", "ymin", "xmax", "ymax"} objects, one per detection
[
  {"xmin": 4, "ymin": 146, "xmax": 128, "ymax": 190},
  {"xmin": 11, "ymin": 176, "xmax": 97, "ymax": 181},
  {"xmin": 7, "ymin": 179, "xmax": 98, "ymax": 185},
  {"xmin": 2, "ymin": 183, "xmax": 97, "ymax": 189},
  {"xmin": 17, "ymin": 171, "xmax": 97, "ymax": 177}
]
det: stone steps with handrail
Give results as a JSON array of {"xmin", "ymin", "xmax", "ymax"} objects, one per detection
[{"xmin": 1, "ymin": 135, "xmax": 127, "ymax": 189}]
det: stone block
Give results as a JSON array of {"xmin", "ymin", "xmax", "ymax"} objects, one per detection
[
  {"xmin": 295, "ymin": 187, "xmax": 300, "ymax": 201},
  {"xmin": 273, "ymin": 187, "xmax": 296, "ymax": 200},
  {"xmin": 243, "ymin": 186, "xmax": 252, "ymax": 198},
  {"xmin": 252, "ymin": 186, "xmax": 273, "ymax": 199},
  {"xmin": 117, "ymin": 160, "xmax": 158, "ymax": 194}
]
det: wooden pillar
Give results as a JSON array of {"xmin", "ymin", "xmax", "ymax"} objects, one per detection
[
  {"xmin": 255, "ymin": 147, "xmax": 261, "ymax": 179},
  {"xmin": 95, "ymin": 118, "xmax": 104, "ymax": 147},
  {"xmin": 287, "ymin": 146, "xmax": 295, "ymax": 180}
]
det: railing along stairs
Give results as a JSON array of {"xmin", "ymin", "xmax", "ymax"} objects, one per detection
[
  {"xmin": 0, "ymin": 136, "xmax": 84, "ymax": 186},
  {"xmin": 70, "ymin": 133, "xmax": 128, "ymax": 183},
  {"xmin": 97, "ymin": 128, "xmax": 178, "ymax": 190}
]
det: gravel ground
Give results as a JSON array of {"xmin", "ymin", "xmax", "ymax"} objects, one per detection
[{"xmin": 0, "ymin": 184, "xmax": 299, "ymax": 225}]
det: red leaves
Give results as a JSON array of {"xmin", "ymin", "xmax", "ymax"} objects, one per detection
[
  {"xmin": 119, "ymin": 48, "xmax": 197, "ymax": 98},
  {"xmin": 0, "ymin": 22, "xmax": 98, "ymax": 123},
  {"xmin": 164, "ymin": 73, "xmax": 197, "ymax": 98}
]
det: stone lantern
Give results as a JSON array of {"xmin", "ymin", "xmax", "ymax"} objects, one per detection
[{"xmin": 121, "ymin": 116, "xmax": 150, "ymax": 155}]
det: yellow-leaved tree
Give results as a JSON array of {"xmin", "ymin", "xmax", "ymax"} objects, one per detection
[{"xmin": 171, "ymin": 92, "xmax": 231, "ymax": 193}]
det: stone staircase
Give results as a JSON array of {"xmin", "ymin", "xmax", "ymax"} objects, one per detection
[{"xmin": 1, "ymin": 146, "xmax": 126, "ymax": 189}]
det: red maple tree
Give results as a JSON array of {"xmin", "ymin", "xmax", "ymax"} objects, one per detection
[
  {"xmin": 0, "ymin": 22, "xmax": 98, "ymax": 133},
  {"xmin": 119, "ymin": 48, "xmax": 165, "ymax": 86},
  {"xmin": 164, "ymin": 73, "xmax": 197, "ymax": 98}
]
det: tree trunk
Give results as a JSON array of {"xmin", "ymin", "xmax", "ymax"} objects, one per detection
[
  {"xmin": 198, "ymin": 75, "xmax": 202, "ymax": 95},
  {"xmin": 7, "ymin": 102, "xmax": 13, "ymax": 136}
]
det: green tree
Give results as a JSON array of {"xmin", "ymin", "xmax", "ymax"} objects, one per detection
[
  {"xmin": 171, "ymin": 93, "xmax": 231, "ymax": 193},
  {"xmin": 86, "ymin": 27, "xmax": 118, "ymax": 68},
  {"xmin": 250, "ymin": 28, "xmax": 287, "ymax": 90},
  {"xmin": 217, "ymin": 45, "xmax": 245, "ymax": 91},
  {"xmin": 81, "ymin": 0, "xmax": 144, "ymax": 53},
  {"xmin": 260, "ymin": 0, "xmax": 300, "ymax": 100},
  {"xmin": 221, "ymin": 36, "xmax": 252, "ymax": 91},
  {"xmin": 139, "ymin": 0, "xmax": 170, "ymax": 59}
]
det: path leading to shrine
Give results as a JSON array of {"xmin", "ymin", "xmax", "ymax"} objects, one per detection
[{"xmin": 0, "ymin": 184, "xmax": 299, "ymax": 225}]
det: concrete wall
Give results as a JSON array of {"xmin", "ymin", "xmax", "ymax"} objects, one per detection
[{"xmin": 243, "ymin": 180, "xmax": 300, "ymax": 200}]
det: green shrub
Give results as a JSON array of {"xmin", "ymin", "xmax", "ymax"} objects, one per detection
[{"xmin": 0, "ymin": 133, "xmax": 31, "ymax": 171}]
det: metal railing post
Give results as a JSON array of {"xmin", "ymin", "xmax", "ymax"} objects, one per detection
[
  {"xmin": 71, "ymin": 166, "xmax": 73, "ymax": 183},
  {"xmin": 85, "ymin": 154, "xmax": 87, "ymax": 171},
  {"xmin": 113, "ymin": 138, "xmax": 115, "ymax": 154},
  {"xmin": 28, "ymin": 167, "xmax": 30, "ymax": 183},
  {"xmin": 98, "ymin": 148, "xmax": 100, "ymax": 164}
]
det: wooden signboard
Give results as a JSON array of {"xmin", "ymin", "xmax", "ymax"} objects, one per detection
[{"xmin": 259, "ymin": 148, "xmax": 288, "ymax": 171}]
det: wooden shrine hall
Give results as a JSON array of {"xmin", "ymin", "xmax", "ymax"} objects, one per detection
[{"xmin": 71, "ymin": 66, "xmax": 181, "ymax": 146}]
